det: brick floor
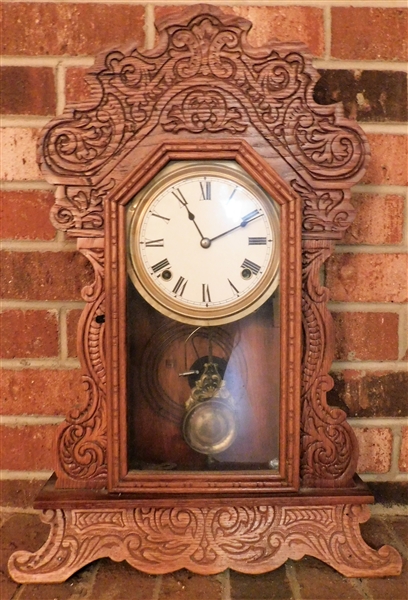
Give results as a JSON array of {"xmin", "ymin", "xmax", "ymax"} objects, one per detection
[{"xmin": 1, "ymin": 511, "xmax": 406, "ymax": 600}]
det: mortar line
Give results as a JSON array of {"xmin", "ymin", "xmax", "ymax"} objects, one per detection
[
  {"xmin": 353, "ymin": 184, "xmax": 407, "ymax": 195},
  {"xmin": 1, "ymin": 56, "xmax": 95, "ymax": 68},
  {"xmin": 360, "ymin": 123, "xmax": 408, "ymax": 134},
  {"xmin": 1, "ymin": 416, "xmax": 65, "ymax": 426},
  {"xmin": 361, "ymin": 473, "xmax": 408, "ymax": 482},
  {"xmin": 56, "ymin": 61, "xmax": 66, "ymax": 114},
  {"xmin": 390, "ymin": 428, "xmax": 403, "ymax": 481},
  {"xmin": 152, "ymin": 575, "xmax": 163, "ymax": 600},
  {"xmin": 348, "ymin": 417, "xmax": 408, "ymax": 428},
  {"xmin": 285, "ymin": 561, "xmax": 302, "ymax": 600},
  {"xmin": 84, "ymin": 562, "xmax": 102, "ymax": 600},
  {"xmin": 323, "ymin": 5, "xmax": 331, "ymax": 61},
  {"xmin": 328, "ymin": 301, "xmax": 406, "ymax": 313},
  {"xmin": 0, "ymin": 240, "xmax": 78, "ymax": 251},
  {"xmin": 0, "ymin": 300, "xmax": 85, "ymax": 310},
  {"xmin": 1, "ymin": 116, "xmax": 50, "ymax": 128},
  {"xmin": 0, "ymin": 358, "xmax": 82, "ymax": 369},
  {"xmin": 0, "ymin": 181, "xmax": 53, "ymax": 191},
  {"xmin": 348, "ymin": 578, "xmax": 374, "ymax": 600},
  {"xmin": 0, "ymin": 470, "xmax": 53, "ymax": 480},
  {"xmin": 335, "ymin": 244, "xmax": 408, "ymax": 254},
  {"xmin": 145, "ymin": 4, "xmax": 156, "ymax": 50},
  {"xmin": 331, "ymin": 361, "xmax": 408, "ymax": 371},
  {"xmin": 221, "ymin": 569, "xmax": 231, "ymax": 600},
  {"xmin": 59, "ymin": 307, "xmax": 69, "ymax": 362}
]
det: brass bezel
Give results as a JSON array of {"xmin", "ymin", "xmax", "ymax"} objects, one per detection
[{"xmin": 127, "ymin": 161, "xmax": 280, "ymax": 326}]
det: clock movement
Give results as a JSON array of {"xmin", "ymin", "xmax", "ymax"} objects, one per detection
[{"xmin": 9, "ymin": 4, "xmax": 402, "ymax": 582}]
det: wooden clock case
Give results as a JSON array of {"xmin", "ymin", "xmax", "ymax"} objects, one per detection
[{"xmin": 9, "ymin": 4, "xmax": 402, "ymax": 582}]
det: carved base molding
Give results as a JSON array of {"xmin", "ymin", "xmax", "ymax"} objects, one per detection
[{"xmin": 9, "ymin": 498, "xmax": 402, "ymax": 583}]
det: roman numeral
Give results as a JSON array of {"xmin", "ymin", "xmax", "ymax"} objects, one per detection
[
  {"xmin": 173, "ymin": 276, "xmax": 187, "ymax": 296},
  {"xmin": 228, "ymin": 279, "xmax": 239, "ymax": 296},
  {"xmin": 151, "ymin": 258, "xmax": 170, "ymax": 273},
  {"xmin": 200, "ymin": 181, "xmax": 211, "ymax": 201},
  {"xmin": 202, "ymin": 284, "xmax": 211, "ymax": 303},
  {"xmin": 241, "ymin": 258, "xmax": 261, "ymax": 275},
  {"xmin": 145, "ymin": 238, "xmax": 164, "ymax": 247},
  {"xmin": 248, "ymin": 237, "xmax": 267, "ymax": 245},
  {"xmin": 172, "ymin": 188, "xmax": 188, "ymax": 207},
  {"xmin": 241, "ymin": 209, "xmax": 260, "ymax": 226},
  {"xmin": 151, "ymin": 212, "xmax": 170, "ymax": 222}
]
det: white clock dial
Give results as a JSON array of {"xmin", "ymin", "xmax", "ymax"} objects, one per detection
[{"xmin": 127, "ymin": 162, "xmax": 280, "ymax": 325}]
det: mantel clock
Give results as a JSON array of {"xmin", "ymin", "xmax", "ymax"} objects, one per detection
[{"xmin": 9, "ymin": 4, "xmax": 402, "ymax": 582}]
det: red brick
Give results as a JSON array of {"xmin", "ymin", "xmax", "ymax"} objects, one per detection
[
  {"xmin": 0, "ymin": 66, "xmax": 56, "ymax": 115},
  {"xmin": 363, "ymin": 134, "xmax": 407, "ymax": 186},
  {"xmin": 399, "ymin": 426, "xmax": 408, "ymax": 473},
  {"xmin": 0, "ymin": 127, "xmax": 41, "ymax": 181},
  {"xmin": 65, "ymin": 67, "xmax": 93, "ymax": 105},
  {"xmin": 329, "ymin": 370, "xmax": 408, "ymax": 418},
  {"xmin": 0, "ymin": 423, "xmax": 56, "ymax": 470},
  {"xmin": 0, "ymin": 369, "xmax": 85, "ymax": 416},
  {"xmin": 0, "ymin": 3, "xmax": 145, "ymax": 56},
  {"xmin": 159, "ymin": 569, "xmax": 223, "ymax": 600},
  {"xmin": 0, "ymin": 310, "xmax": 58, "ymax": 359},
  {"xmin": 67, "ymin": 309, "xmax": 82, "ymax": 358},
  {"xmin": 0, "ymin": 251, "xmax": 93, "ymax": 301},
  {"xmin": 0, "ymin": 190, "xmax": 55, "ymax": 240},
  {"xmin": 326, "ymin": 253, "xmax": 408, "ymax": 303},
  {"xmin": 293, "ymin": 557, "xmax": 363, "ymax": 600},
  {"xmin": 342, "ymin": 194, "xmax": 405, "ymax": 245},
  {"xmin": 0, "ymin": 514, "xmax": 49, "ymax": 598},
  {"xmin": 230, "ymin": 566, "xmax": 292, "ymax": 599},
  {"xmin": 354, "ymin": 427, "xmax": 393, "ymax": 474},
  {"xmin": 314, "ymin": 69, "xmax": 407, "ymax": 123},
  {"xmin": 331, "ymin": 8, "xmax": 408, "ymax": 61},
  {"xmin": 0, "ymin": 479, "xmax": 46, "ymax": 507},
  {"xmin": 90, "ymin": 559, "xmax": 158, "ymax": 600},
  {"xmin": 155, "ymin": 6, "xmax": 324, "ymax": 57},
  {"xmin": 333, "ymin": 312, "xmax": 399, "ymax": 361}
]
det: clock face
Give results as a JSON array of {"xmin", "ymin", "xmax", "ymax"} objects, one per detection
[{"xmin": 127, "ymin": 161, "xmax": 280, "ymax": 325}]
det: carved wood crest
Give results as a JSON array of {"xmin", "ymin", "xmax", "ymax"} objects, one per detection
[{"xmin": 37, "ymin": 4, "xmax": 369, "ymax": 489}]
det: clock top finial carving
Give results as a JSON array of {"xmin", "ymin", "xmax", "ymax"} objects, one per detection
[{"xmin": 40, "ymin": 3, "xmax": 369, "ymax": 239}]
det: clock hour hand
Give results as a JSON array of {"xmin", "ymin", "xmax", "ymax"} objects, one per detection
[
  {"xmin": 172, "ymin": 189, "xmax": 206, "ymax": 241},
  {"xmin": 209, "ymin": 209, "xmax": 261, "ymax": 244}
]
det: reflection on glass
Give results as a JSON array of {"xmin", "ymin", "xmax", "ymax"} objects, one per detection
[{"xmin": 126, "ymin": 283, "xmax": 280, "ymax": 472}]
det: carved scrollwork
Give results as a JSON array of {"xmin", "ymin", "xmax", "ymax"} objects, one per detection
[
  {"xmin": 162, "ymin": 87, "xmax": 247, "ymax": 134},
  {"xmin": 56, "ymin": 246, "xmax": 107, "ymax": 486},
  {"xmin": 292, "ymin": 179, "xmax": 355, "ymax": 238},
  {"xmin": 301, "ymin": 240, "xmax": 358, "ymax": 486},
  {"xmin": 8, "ymin": 504, "xmax": 402, "ymax": 582},
  {"xmin": 41, "ymin": 6, "xmax": 367, "ymax": 238},
  {"xmin": 50, "ymin": 180, "xmax": 115, "ymax": 235}
]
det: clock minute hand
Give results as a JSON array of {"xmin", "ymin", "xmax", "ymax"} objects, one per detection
[{"xmin": 209, "ymin": 210, "xmax": 261, "ymax": 243}]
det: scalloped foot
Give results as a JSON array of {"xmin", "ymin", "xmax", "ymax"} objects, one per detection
[{"xmin": 8, "ymin": 503, "xmax": 402, "ymax": 583}]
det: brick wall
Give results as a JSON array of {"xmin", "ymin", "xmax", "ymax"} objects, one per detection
[{"xmin": 1, "ymin": 1, "xmax": 407, "ymax": 506}]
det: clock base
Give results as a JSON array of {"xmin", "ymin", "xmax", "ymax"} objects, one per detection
[{"xmin": 8, "ymin": 477, "xmax": 402, "ymax": 583}]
